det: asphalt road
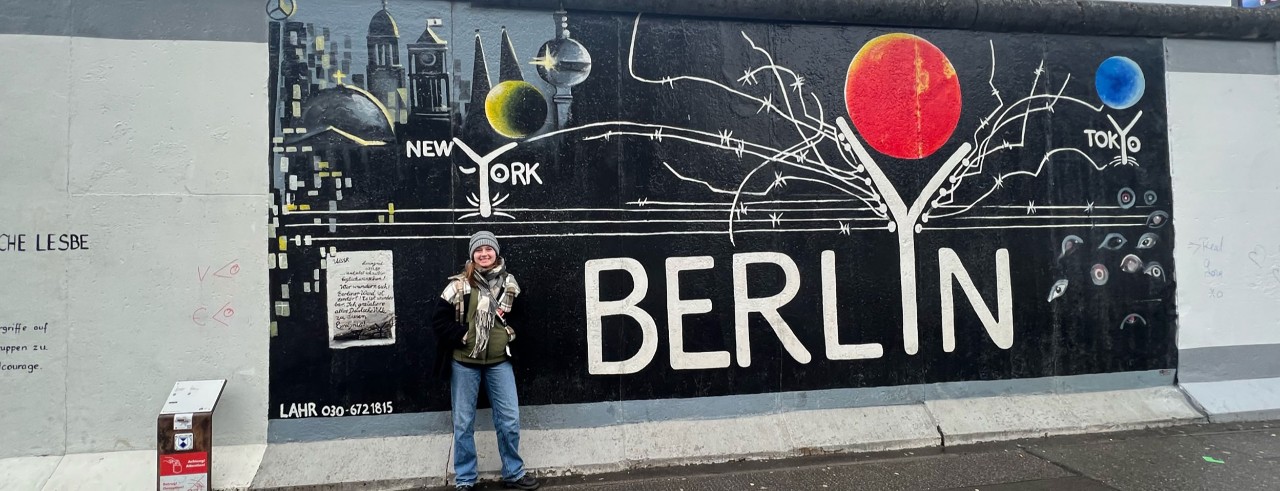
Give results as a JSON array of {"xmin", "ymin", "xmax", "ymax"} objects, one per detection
[{"xmin": 422, "ymin": 421, "xmax": 1280, "ymax": 491}]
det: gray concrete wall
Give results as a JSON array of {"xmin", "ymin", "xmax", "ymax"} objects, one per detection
[
  {"xmin": 1165, "ymin": 38, "xmax": 1280, "ymax": 421},
  {"xmin": 1096, "ymin": 0, "xmax": 1231, "ymax": 6},
  {"xmin": 0, "ymin": 0, "xmax": 1276, "ymax": 474},
  {"xmin": 0, "ymin": 0, "xmax": 269, "ymax": 459},
  {"xmin": 1166, "ymin": 39, "xmax": 1280, "ymax": 375}
]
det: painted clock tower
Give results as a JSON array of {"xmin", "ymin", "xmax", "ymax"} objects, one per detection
[{"xmin": 408, "ymin": 18, "xmax": 450, "ymax": 124}]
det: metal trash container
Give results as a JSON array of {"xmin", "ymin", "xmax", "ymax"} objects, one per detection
[{"xmin": 157, "ymin": 380, "xmax": 225, "ymax": 491}]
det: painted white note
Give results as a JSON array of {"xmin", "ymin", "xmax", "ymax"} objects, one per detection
[{"xmin": 326, "ymin": 250, "xmax": 396, "ymax": 348}]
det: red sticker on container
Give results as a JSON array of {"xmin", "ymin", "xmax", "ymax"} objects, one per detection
[{"xmin": 159, "ymin": 451, "xmax": 208, "ymax": 476}]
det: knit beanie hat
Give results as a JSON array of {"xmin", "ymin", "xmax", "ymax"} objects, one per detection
[{"xmin": 468, "ymin": 230, "xmax": 500, "ymax": 257}]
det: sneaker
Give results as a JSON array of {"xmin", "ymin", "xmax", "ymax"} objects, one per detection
[
  {"xmin": 504, "ymin": 474, "xmax": 541, "ymax": 490},
  {"xmin": 456, "ymin": 485, "xmax": 474, "ymax": 491}
]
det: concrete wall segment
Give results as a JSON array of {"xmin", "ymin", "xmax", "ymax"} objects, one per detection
[
  {"xmin": 0, "ymin": 0, "xmax": 265, "ymax": 43},
  {"xmin": 1180, "ymin": 343, "xmax": 1280, "ymax": 382},
  {"xmin": 0, "ymin": 34, "xmax": 71, "ymax": 198},
  {"xmin": 1166, "ymin": 38, "xmax": 1278, "ymax": 74},
  {"xmin": 478, "ymin": 0, "xmax": 1280, "ymax": 41},
  {"xmin": 0, "ymin": 33, "xmax": 73, "ymax": 459},
  {"xmin": 266, "ymin": 4, "xmax": 1179, "ymax": 428},
  {"xmin": 0, "ymin": 202, "xmax": 71, "ymax": 459},
  {"xmin": 1, "ymin": 1, "xmax": 1273, "ymax": 43},
  {"xmin": 1, "ymin": 0, "xmax": 1274, "ymax": 482},
  {"xmin": 63, "ymin": 194, "xmax": 268, "ymax": 452},
  {"xmin": 1165, "ymin": 38, "xmax": 1280, "ymax": 423},
  {"xmin": 1099, "ymin": 0, "xmax": 1231, "ymax": 5},
  {"xmin": 2, "ymin": 26, "xmax": 269, "ymax": 462},
  {"xmin": 1167, "ymin": 69, "xmax": 1280, "ymax": 350},
  {"xmin": 0, "ymin": 0, "xmax": 72, "ymax": 38},
  {"xmin": 67, "ymin": 37, "xmax": 267, "ymax": 197}
]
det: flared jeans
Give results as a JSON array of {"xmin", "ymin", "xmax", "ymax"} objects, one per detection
[{"xmin": 450, "ymin": 360, "xmax": 526, "ymax": 486}]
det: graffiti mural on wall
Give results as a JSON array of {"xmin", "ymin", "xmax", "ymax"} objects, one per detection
[{"xmin": 266, "ymin": 1, "xmax": 1175, "ymax": 418}]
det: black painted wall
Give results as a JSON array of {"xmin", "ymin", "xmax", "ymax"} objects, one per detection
[{"xmin": 267, "ymin": 4, "xmax": 1174, "ymax": 418}]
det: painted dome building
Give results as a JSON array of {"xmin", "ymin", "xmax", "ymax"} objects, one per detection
[
  {"xmin": 295, "ymin": 84, "xmax": 396, "ymax": 146},
  {"xmin": 286, "ymin": 83, "xmax": 400, "ymax": 209},
  {"xmin": 366, "ymin": 1, "xmax": 409, "ymax": 125}
]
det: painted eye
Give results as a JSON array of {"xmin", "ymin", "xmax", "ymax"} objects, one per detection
[
  {"xmin": 1120, "ymin": 254, "xmax": 1145, "ymax": 273},
  {"xmin": 1143, "ymin": 261, "xmax": 1166, "ymax": 282},
  {"xmin": 1098, "ymin": 233, "xmax": 1128, "ymax": 250},
  {"xmin": 1136, "ymin": 233, "xmax": 1158, "ymax": 249},
  {"xmin": 1091, "ymin": 264, "xmax": 1110, "ymax": 285},
  {"xmin": 1143, "ymin": 190, "xmax": 1158, "ymax": 206},
  {"xmin": 1119, "ymin": 313, "xmax": 1148, "ymax": 330},
  {"xmin": 1059, "ymin": 235, "xmax": 1084, "ymax": 260},
  {"xmin": 1146, "ymin": 211, "xmax": 1170, "ymax": 228},
  {"xmin": 1117, "ymin": 187, "xmax": 1136, "ymax": 209},
  {"xmin": 1047, "ymin": 279, "xmax": 1069, "ymax": 303}
]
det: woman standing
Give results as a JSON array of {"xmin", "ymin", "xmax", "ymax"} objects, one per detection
[{"xmin": 431, "ymin": 231, "xmax": 540, "ymax": 491}]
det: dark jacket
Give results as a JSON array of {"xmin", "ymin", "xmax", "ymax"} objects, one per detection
[{"xmin": 429, "ymin": 283, "xmax": 523, "ymax": 380}]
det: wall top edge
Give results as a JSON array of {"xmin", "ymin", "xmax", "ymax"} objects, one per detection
[
  {"xmin": 473, "ymin": 0, "xmax": 1280, "ymax": 42},
  {"xmin": 4, "ymin": 0, "xmax": 1276, "ymax": 43}
]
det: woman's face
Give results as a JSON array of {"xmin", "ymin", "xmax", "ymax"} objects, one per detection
[{"xmin": 472, "ymin": 245, "xmax": 497, "ymax": 268}]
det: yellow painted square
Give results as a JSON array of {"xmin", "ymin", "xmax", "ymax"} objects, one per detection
[{"xmin": 278, "ymin": 236, "xmax": 288, "ymax": 251}]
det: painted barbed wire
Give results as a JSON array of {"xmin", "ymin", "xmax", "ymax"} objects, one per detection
[
  {"xmin": 530, "ymin": 15, "xmax": 891, "ymax": 245},
  {"xmin": 532, "ymin": 15, "xmax": 1139, "ymax": 244}
]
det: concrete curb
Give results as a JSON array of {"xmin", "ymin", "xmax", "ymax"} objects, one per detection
[
  {"xmin": 249, "ymin": 403, "xmax": 941, "ymax": 490},
  {"xmin": 925, "ymin": 386, "xmax": 1206, "ymax": 446},
  {"xmin": 0, "ymin": 387, "xmax": 1206, "ymax": 490},
  {"xmin": 249, "ymin": 434, "xmax": 453, "ymax": 490},
  {"xmin": 0, "ymin": 444, "xmax": 265, "ymax": 491},
  {"xmin": 1180, "ymin": 377, "xmax": 1280, "ymax": 423},
  {"xmin": 248, "ymin": 386, "xmax": 1204, "ymax": 490},
  {"xmin": 0, "ymin": 455, "xmax": 62, "ymax": 491}
]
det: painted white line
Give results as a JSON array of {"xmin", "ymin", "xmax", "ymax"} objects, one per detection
[
  {"xmin": 626, "ymin": 199, "xmax": 865, "ymax": 206},
  {"xmin": 953, "ymin": 214, "xmax": 1151, "ymax": 220},
  {"xmin": 922, "ymin": 223, "xmax": 1148, "ymax": 231},
  {"xmin": 282, "ymin": 207, "xmax": 881, "ymax": 215},
  {"xmin": 307, "ymin": 227, "xmax": 890, "ymax": 241},
  {"xmin": 280, "ymin": 216, "xmax": 889, "ymax": 228}
]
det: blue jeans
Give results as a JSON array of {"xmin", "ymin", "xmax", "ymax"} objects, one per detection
[{"xmin": 450, "ymin": 360, "xmax": 525, "ymax": 486}]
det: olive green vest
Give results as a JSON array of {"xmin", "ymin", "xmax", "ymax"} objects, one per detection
[{"xmin": 452, "ymin": 289, "xmax": 510, "ymax": 365}]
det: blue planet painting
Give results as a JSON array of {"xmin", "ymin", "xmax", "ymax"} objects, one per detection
[{"xmin": 1095, "ymin": 56, "xmax": 1146, "ymax": 110}]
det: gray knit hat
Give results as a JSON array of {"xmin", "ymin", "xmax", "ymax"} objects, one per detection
[{"xmin": 468, "ymin": 230, "xmax": 500, "ymax": 257}]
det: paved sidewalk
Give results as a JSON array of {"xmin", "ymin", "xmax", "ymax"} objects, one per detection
[{"xmin": 421, "ymin": 421, "xmax": 1280, "ymax": 491}]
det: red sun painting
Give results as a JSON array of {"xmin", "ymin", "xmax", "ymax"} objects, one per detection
[{"xmin": 845, "ymin": 33, "xmax": 962, "ymax": 160}]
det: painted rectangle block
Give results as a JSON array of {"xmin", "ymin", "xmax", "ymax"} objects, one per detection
[
  {"xmin": 325, "ymin": 250, "xmax": 396, "ymax": 348},
  {"xmin": 265, "ymin": 2, "xmax": 1175, "ymax": 420}
]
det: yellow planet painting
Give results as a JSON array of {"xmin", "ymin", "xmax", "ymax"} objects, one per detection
[{"xmin": 485, "ymin": 80, "xmax": 549, "ymax": 138}]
